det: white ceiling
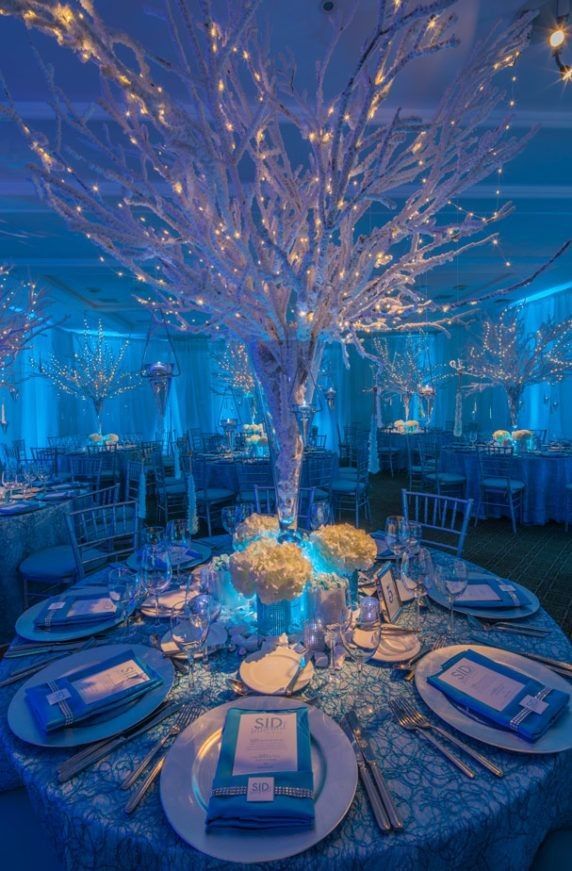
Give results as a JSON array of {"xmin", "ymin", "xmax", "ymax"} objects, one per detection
[{"xmin": 0, "ymin": 0, "xmax": 570, "ymax": 332}]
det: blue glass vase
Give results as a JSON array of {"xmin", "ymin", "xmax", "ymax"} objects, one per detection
[{"xmin": 256, "ymin": 589, "xmax": 307, "ymax": 636}]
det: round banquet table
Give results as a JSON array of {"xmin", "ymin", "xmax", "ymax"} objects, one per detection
[
  {"xmin": 0, "ymin": 553, "xmax": 570, "ymax": 870},
  {"xmin": 0, "ymin": 499, "xmax": 74, "ymax": 647},
  {"xmin": 440, "ymin": 447, "xmax": 572, "ymax": 525}
]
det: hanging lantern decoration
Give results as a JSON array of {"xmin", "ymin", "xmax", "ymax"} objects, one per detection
[
  {"xmin": 419, "ymin": 384, "xmax": 437, "ymax": 426},
  {"xmin": 0, "ymin": 400, "xmax": 7, "ymax": 434},
  {"xmin": 324, "ymin": 386, "xmax": 336, "ymax": 411},
  {"xmin": 292, "ymin": 401, "xmax": 317, "ymax": 446},
  {"xmin": 449, "ymin": 359, "xmax": 465, "ymax": 438}
]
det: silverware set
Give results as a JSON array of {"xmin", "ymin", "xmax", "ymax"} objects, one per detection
[
  {"xmin": 390, "ymin": 698, "xmax": 504, "ymax": 777},
  {"xmin": 467, "ymin": 615, "xmax": 551, "ymax": 638},
  {"xmin": 390, "ymin": 698, "xmax": 476, "ymax": 779},
  {"xmin": 123, "ymin": 703, "xmax": 201, "ymax": 812}
]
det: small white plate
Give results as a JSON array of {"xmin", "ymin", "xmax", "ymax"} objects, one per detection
[
  {"xmin": 160, "ymin": 696, "xmax": 357, "ymax": 865},
  {"xmin": 7, "ymin": 643, "xmax": 174, "ymax": 748},
  {"xmin": 140, "ymin": 587, "xmax": 196, "ymax": 617},
  {"xmin": 372, "ymin": 631, "xmax": 421, "ymax": 662},
  {"xmin": 127, "ymin": 542, "xmax": 211, "ymax": 571},
  {"xmin": 415, "ymin": 644, "xmax": 572, "ymax": 754},
  {"xmin": 240, "ymin": 647, "xmax": 314, "ymax": 695},
  {"xmin": 161, "ymin": 623, "xmax": 228, "ymax": 659}
]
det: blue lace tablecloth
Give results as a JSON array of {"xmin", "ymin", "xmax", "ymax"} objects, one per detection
[
  {"xmin": 0, "ymin": 501, "xmax": 72, "ymax": 647},
  {"xmin": 0, "ymin": 554, "xmax": 571, "ymax": 870},
  {"xmin": 441, "ymin": 448, "xmax": 572, "ymax": 525}
]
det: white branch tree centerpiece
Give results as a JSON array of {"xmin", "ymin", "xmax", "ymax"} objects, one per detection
[
  {"xmin": 453, "ymin": 306, "xmax": 572, "ymax": 429},
  {"xmin": 372, "ymin": 335, "xmax": 435, "ymax": 422},
  {"xmin": 37, "ymin": 320, "xmax": 140, "ymax": 434},
  {"xmin": 0, "ymin": 268, "xmax": 50, "ymax": 388},
  {"xmin": 0, "ymin": 0, "xmax": 540, "ymax": 532}
]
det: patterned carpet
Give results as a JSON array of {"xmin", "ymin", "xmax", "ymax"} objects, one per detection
[{"xmin": 365, "ymin": 471, "xmax": 572, "ymax": 638}]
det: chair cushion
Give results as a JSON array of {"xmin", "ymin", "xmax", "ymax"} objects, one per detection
[
  {"xmin": 314, "ymin": 488, "xmax": 330, "ymax": 500},
  {"xmin": 20, "ymin": 545, "xmax": 76, "ymax": 580},
  {"xmin": 197, "ymin": 488, "xmax": 234, "ymax": 503},
  {"xmin": 164, "ymin": 481, "xmax": 187, "ymax": 494},
  {"xmin": 378, "ymin": 447, "xmax": 400, "ymax": 454},
  {"xmin": 331, "ymin": 479, "xmax": 366, "ymax": 494},
  {"xmin": 481, "ymin": 477, "xmax": 525, "ymax": 491},
  {"xmin": 337, "ymin": 468, "xmax": 357, "ymax": 477},
  {"xmin": 425, "ymin": 472, "xmax": 466, "ymax": 484}
]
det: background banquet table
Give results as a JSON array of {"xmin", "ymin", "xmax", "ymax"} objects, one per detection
[
  {"xmin": 0, "ymin": 553, "xmax": 570, "ymax": 870},
  {"xmin": 0, "ymin": 500, "xmax": 73, "ymax": 647},
  {"xmin": 440, "ymin": 447, "xmax": 572, "ymax": 525}
]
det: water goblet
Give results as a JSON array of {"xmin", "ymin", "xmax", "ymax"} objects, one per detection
[
  {"xmin": 400, "ymin": 547, "xmax": 434, "ymax": 633},
  {"xmin": 324, "ymin": 605, "xmax": 351, "ymax": 693},
  {"xmin": 140, "ymin": 543, "xmax": 172, "ymax": 628},
  {"xmin": 166, "ymin": 518, "xmax": 191, "ymax": 580},
  {"xmin": 340, "ymin": 603, "xmax": 382, "ymax": 721},
  {"xmin": 384, "ymin": 516, "xmax": 409, "ymax": 577},
  {"xmin": 406, "ymin": 521, "xmax": 423, "ymax": 554},
  {"xmin": 170, "ymin": 606, "xmax": 209, "ymax": 693},
  {"xmin": 107, "ymin": 566, "xmax": 136, "ymax": 639},
  {"xmin": 434, "ymin": 559, "xmax": 469, "ymax": 639}
]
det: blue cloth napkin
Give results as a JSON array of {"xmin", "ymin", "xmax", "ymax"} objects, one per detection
[
  {"xmin": 428, "ymin": 648, "xmax": 569, "ymax": 742},
  {"xmin": 0, "ymin": 502, "xmax": 40, "ymax": 515},
  {"xmin": 33, "ymin": 593, "xmax": 118, "ymax": 629},
  {"xmin": 206, "ymin": 707, "xmax": 315, "ymax": 830},
  {"xmin": 25, "ymin": 649, "xmax": 163, "ymax": 733},
  {"xmin": 371, "ymin": 531, "xmax": 393, "ymax": 559},
  {"xmin": 455, "ymin": 576, "xmax": 526, "ymax": 609}
]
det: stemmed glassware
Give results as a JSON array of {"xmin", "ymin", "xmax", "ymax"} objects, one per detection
[
  {"xmin": 384, "ymin": 516, "xmax": 410, "ymax": 578},
  {"xmin": 108, "ymin": 566, "xmax": 138, "ymax": 640},
  {"xmin": 434, "ymin": 559, "xmax": 469, "ymax": 639},
  {"xmin": 170, "ymin": 602, "xmax": 210, "ymax": 694},
  {"xmin": 400, "ymin": 547, "xmax": 434, "ymax": 633},
  {"xmin": 2, "ymin": 467, "xmax": 16, "ymax": 501},
  {"xmin": 165, "ymin": 518, "xmax": 191, "ymax": 581},
  {"xmin": 324, "ymin": 604, "xmax": 351, "ymax": 693},
  {"xmin": 221, "ymin": 503, "xmax": 252, "ymax": 538},
  {"xmin": 340, "ymin": 599, "xmax": 382, "ymax": 721},
  {"xmin": 140, "ymin": 533, "xmax": 172, "ymax": 629}
]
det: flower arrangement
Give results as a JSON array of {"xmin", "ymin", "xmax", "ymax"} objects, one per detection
[
  {"xmin": 308, "ymin": 572, "xmax": 348, "ymax": 625},
  {"xmin": 229, "ymin": 538, "xmax": 312, "ymax": 604},
  {"xmin": 243, "ymin": 423, "xmax": 269, "ymax": 446},
  {"xmin": 233, "ymin": 512, "xmax": 279, "ymax": 545},
  {"xmin": 311, "ymin": 523, "xmax": 377, "ymax": 574},
  {"xmin": 493, "ymin": 429, "xmax": 511, "ymax": 444},
  {"xmin": 404, "ymin": 419, "xmax": 420, "ymax": 432},
  {"xmin": 105, "ymin": 433, "xmax": 119, "ymax": 444},
  {"xmin": 88, "ymin": 433, "xmax": 103, "ymax": 443},
  {"xmin": 393, "ymin": 419, "xmax": 405, "ymax": 432},
  {"xmin": 511, "ymin": 429, "xmax": 532, "ymax": 442}
]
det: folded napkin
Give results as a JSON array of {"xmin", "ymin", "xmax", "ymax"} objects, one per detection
[
  {"xmin": 33, "ymin": 593, "xmax": 118, "ymax": 629},
  {"xmin": 371, "ymin": 532, "xmax": 393, "ymax": 558},
  {"xmin": 0, "ymin": 502, "xmax": 39, "ymax": 515},
  {"xmin": 25, "ymin": 649, "xmax": 163, "ymax": 733},
  {"xmin": 455, "ymin": 576, "xmax": 525, "ymax": 609},
  {"xmin": 206, "ymin": 707, "xmax": 315, "ymax": 830},
  {"xmin": 428, "ymin": 648, "xmax": 569, "ymax": 742}
]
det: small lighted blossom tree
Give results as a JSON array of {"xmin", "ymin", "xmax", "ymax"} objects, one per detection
[
  {"xmin": 453, "ymin": 306, "xmax": 572, "ymax": 428},
  {"xmin": 0, "ymin": 267, "xmax": 49, "ymax": 393},
  {"xmin": 0, "ymin": 0, "xmax": 544, "ymax": 530},
  {"xmin": 37, "ymin": 320, "xmax": 140, "ymax": 433},
  {"xmin": 372, "ymin": 335, "xmax": 439, "ymax": 421}
]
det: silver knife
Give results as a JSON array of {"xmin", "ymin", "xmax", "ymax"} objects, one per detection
[
  {"xmin": 57, "ymin": 701, "xmax": 180, "ymax": 781},
  {"xmin": 471, "ymin": 640, "xmax": 572, "ymax": 674},
  {"xmin": 341, "ymin": 716, "xmax": 391, "ymax": 833},
  {"xmin": 346, "ymin": 710, "xmax": 403, "ymax": 830}
]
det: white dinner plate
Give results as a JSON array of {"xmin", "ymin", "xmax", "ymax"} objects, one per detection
[
  {"xmin": 7, "ymin": 643, "xmax": 174, "ymax": 748},
  {"xmin": 160, "ymin": 696, "xmax": 357, "ymax": 864},
  {"xmin": 126, "ymin": 542, "xmax": 211, "ymax": 571},
  {"xmin": 372, "ymin": 631, "xmax": 421, "ymax": 662},
  {"xmin": 161, "ymin": 623, "xmax": 228, "ymax": 659},
  {"xmin": 140, "ymin": 587, "xmax": 196, "ymax": 618},
  {"xmin": 15, "ymin": 586, "xmax": 130, "ymax": 642},
  {"xmin": 427, "ymin": 576, "xmax": 539, "ymax": 620},
  {"xmin": 415, "ymin": 643, "xmax": 572, "ymax": 754},
  {"xmin": 240, "ymin": 647, "xmax": 314, "ymax": 695}
]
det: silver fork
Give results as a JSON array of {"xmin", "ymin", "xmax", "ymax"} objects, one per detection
[
  {"xmin": 122, "ymin": 703, "xmax": 200, "ymax": 791},
  {"xmin": 390, "ymin": 699, "xmax": 476, "ymax": 779},
  {"xmin": 397, "ymin": 698, "xmax": 504, "ymax": 777}
]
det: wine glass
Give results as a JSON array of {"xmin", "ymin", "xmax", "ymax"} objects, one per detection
[
  {"xmin": 302, "ymin": 616, "xmax": 326, "ymax": 690},
  {"xmin": 221, "ymin": 503, "xmax": 251, "ymax": 537},
  {"xmin": 340, "ymin": 602, "xmax": 382, "ymax": 721},
  {"xmin": 434, "ymin": 559, "xmax": 469, "ymax": 639},
  {"xmin": 310, "ymin": 500, "xmax": 332, "ymax": 530},
  {"xmin": 1, "ymin": 467, "xmax": 16, "ymax": 501},
  {"xmin": 384, "ymin": 516, "xmax": 410, "ymax": 578},
  {"xmin": 170, "ymin": 605, "xmax": 209, "ymax": 693},
  {"xmin": 108, "ymin": 566, "xmax": 137, "ymax": 639},
  {"xmin": 324, "ymin": 605, "xmax": 351, "ymax": 693},
  {"xmin": 142, "ymin": 525, "xmax": 165, "ymax": 547},
  {"xmin": 165, "ymin": 518, "xmax": 190, "ymax": 580},
  {"xmin": 140, "ymin": 542, "xmax": 172, "ymax": 628},
  {"xmin": 406, "ymin": 521, "xmax": 423, "ymax": 554},
  {"xmin": 400, "ymin": 547, "xmax": 434, "ymax": 633}
]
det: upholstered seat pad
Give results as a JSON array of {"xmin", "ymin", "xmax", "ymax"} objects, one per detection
[
  {"xmin": 425, "ymin": 472, "xmax": 466, "ymax": 484},
  {"xmin": 20, "ymin": 544, "xmax": 104, "ymax": 580},
  {"xmin": 481, "ymin": 477, "xmax": 525, "ymax": 491},
  {"xmin": 331, "ymin": 478, "xmax": 366, "ymax": 493},
  {"xmin": 196, "ymin": 487, "xmax": 234, "ymax": 503}
]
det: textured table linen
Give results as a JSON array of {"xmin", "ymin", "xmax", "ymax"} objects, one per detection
[
  {"xmin": 440, "ymin": 448, "xmax": 572, "ymax": 525},
  {"xmin": 0, "ymin": 554, "xmax": 570, "ymax": 870}
]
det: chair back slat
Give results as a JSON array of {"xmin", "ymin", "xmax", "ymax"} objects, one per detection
[
  {"xmin": 401, "ymin": 489, "xmax": 473, "ymax": 557},
  {"xmin": 66, "ymin": 499, "xmax": 138, "ymax": 579}
]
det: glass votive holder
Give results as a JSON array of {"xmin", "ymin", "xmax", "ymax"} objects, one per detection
[{"xmin": 359, "ymin": 595, "xmax": 380, "ymax": 626}]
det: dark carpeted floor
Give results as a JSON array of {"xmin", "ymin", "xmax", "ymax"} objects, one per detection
[{"xmin": 363, "ymin": 470, "xmax": 572, "ymax": 638}]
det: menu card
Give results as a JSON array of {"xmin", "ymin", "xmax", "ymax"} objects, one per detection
[
  {"xmin": 232, "ymin": 712, "xmax": 298, "ymax": 775},
  {"xmin": 72, "ymin": 658, "xmax": 151, "ymax": 705},
  {"xmin": 438, "ymin": 656, "xmax": 525, "ymax": 711}
]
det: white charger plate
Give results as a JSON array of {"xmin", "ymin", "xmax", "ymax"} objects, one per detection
[
  {"xmin": 7, "ymin": 643, "xmax": 174, "ymax": 748},
  {"xmin": 15, "ymin": 587, "xmax": 130, "ymax": 642},
  {"xmin": 427, "ymin": 577, "xmax": 539, "ymax": 620},
  {"xmin": 161, "ymin": 623, "xmax": 228, "ymax": 659},
  {"xmin": 126, "ymin": 542, "xmax": 211, "ymax": 571},
  {"xmin": 140, "ymin": 587, "xmax": 195, "ymax": 618},
  {"xmin": 372, "ymin": 631, "xmax": 421, "ymax": 662},
  {"xmin": 160, "ymin": 696, "xmax": 357, "ymax": 864},
  {"xmin": 415, "ymin": 643, "xmax": 572, "ymax": 754},
  {"xmin": 240, "ymin": 648, "xmax": 314, "ymax": 695}
]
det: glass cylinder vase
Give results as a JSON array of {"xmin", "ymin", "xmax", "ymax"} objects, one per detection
[{"xmin": 256, "ymin": 596, "xmax": 292, "ymax": 636}]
